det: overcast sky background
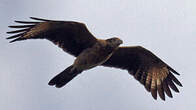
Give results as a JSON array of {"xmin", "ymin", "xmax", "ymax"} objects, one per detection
[{"xmin": 1, "ymin": 0, "xmax": 196, "ymax": 110}]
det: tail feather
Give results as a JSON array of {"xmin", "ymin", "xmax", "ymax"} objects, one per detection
[{"xmin": 48, "ymin": 65, "xmax": 81, "ymax": 88}]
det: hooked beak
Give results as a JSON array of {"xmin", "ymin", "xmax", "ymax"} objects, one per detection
[{"xmin": 117, "ymin": 38, "xmax": 123, "ymax": 45}]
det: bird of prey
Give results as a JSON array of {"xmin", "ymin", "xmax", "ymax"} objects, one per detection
[{"xmin": 7, "ymin": 17, "xmax": 182, "ymax": 101}]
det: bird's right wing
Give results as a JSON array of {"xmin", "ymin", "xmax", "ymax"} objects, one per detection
[
  {"xmin": 7, "ymin": 17, "xmax": 98, "ymax": 57},
  {"xmin": 102, "ymin": 46, "xmax": 182, "ymax": 100}
]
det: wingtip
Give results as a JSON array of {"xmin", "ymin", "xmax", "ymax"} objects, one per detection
[
  {"xmin": 8, "ymin": 25, "xmax": 35, "ymax": 28},
  {"xmin": 161, "ymin": 97, "xmax": 166, "ymax": 101},
  {"xmin": 151, "ymin": 90, "xmax": 157, "ymax": 100},
  {"xmin": 14, "ymin": 20, "xmax": 40, "ymax": 24},
  {"xmin": 30, "ymin": 17, "xmax": 51, "ymax": 21},
  {"xmin": 8, "ymin": 25, "xmax": 18, "ymax": 28},
  {"xmin": 55, "ymin": 85, "xmax": 63, "ymax": 88},
  {"xmin": 153, "ymin": 96, "xmax": 157, "ymax": 100},
  {"xmin": 8, "ymin": 25, "xmax": 12, "ymax": 28},
  {"xmin": 9, "ymin": 37, "xmax": 25, "ymax": 43},
  {"xmin": 48, "ymin": 80, "xmax": 64, "ymax": 88},
  {"xmin": 9, "ymin": 40, "xmax": 17, "ymax": 43},
  {"xmin": 6, "ymin": 30, "xmax": 15, "ymax": 34},
  {"xmin": 15, "ymin": 20, "xmax": 23, "ymax": 23},
  {"xmin": 172, "ymin": 71, "xmax": 180, "ymax": 75},
  {"xmin": 145, "ymin": 85, "xmax": 151, "ymax": 92},
  {"xmin": 9, "ymin": 40, "xmax": 16, "ymax": 43},
  {"xmin": 14, "ymin": 20, "xmax": 20, "ymax": 22},
  {"xmin": 48, "ymin": 81, "xmax": 55, "ymax": 86},
  {"xmin": 175, "ymin": 72, "xmax": 180, "ymax": 76},
  {"xmin": 177, "ymin": 82, "xmax": 183, "ymax": 87},
  {"xmin": 168, "ymin": 66, "xmax": 180, "ymax": 75},
  {"xmin": 8, "ymin": 25, "xmax": 17, "ymax": 28},
  {"xmin": 29, "ymin": 17, "xmax": 37, "ymax": 20},
  {"xmin": 159, "ymin": 94, "xmax": 166, "ymax": 101},
  {"xmin": 9, "ymin": 41, "xmax": 13, "ymax": 44},
  {"xmin": 169, "ymin": 73, "xmax": 183, "ymax": 87},
  {"xmin": 6, "ymin": 37, "xmax": 11, "ymax": 40},
  {"xmin": 6, "ymin": 29, "xmax": 28, "ymax": 34},
  {"xmin": 6, "ymin": 33, "xmax": 23, "ymax": 40},
  {"xmin": 176, "ymin": 90, "xmax": 180, "ymax": 93}
]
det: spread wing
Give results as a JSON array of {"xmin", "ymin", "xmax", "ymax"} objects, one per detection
[
  {"xmin": 7, "ymin": 17, "xmax": 97, "ymax": 56},
  {"xmin": 102, "ymin": 46, "xmax": 182, "ymax": 100}
]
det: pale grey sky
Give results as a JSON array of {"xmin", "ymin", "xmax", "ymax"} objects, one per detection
[{"xmin": 1, "ymin": 0, "xmax": 196, "ymax": 110}]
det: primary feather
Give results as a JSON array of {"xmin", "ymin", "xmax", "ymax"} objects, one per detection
[
  {"xmin": 102, "ymin": 46, "xmax": 182, "ymax": 100},
  {"xmin": 7, "ymin": 17, "xmax": 97, "ymax": 56}
]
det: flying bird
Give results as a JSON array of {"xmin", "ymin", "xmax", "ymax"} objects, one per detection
[{"xmin": 7, "ymin": 17, "xmax": 182, "ymax": 100}]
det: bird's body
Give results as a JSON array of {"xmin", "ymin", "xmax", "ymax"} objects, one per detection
[
  {"xmin": 73, "ymin": 39, "xmax": 118, "ymax": 71},
  {"xmin": 48, "ymin": 38, "xmax": 122, "ymax": 87},
  {"xmin": 7, "ymin": 17, "xmax": 182, "ymax": 100}
]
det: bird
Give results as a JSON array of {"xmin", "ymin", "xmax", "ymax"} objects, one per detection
[{"xmin": 7, "ymin": 17, "xmax": 182, "ymax": 101}]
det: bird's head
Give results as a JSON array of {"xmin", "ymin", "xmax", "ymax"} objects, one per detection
[{"xmin": 106, "ymin": 37, "xmax": 123, "ymax": 48}]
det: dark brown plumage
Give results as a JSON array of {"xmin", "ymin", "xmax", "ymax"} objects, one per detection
[
  {"xmin": 7, "ymin": 17, "xmax": 182, "ymax": 101},
  {"xmin": 102, "ymin": 46, "xmax": 182, "ymax": 100},
  {"xmin": 7, "ymin": 17, "xmax": 97, "ymax": 56}
]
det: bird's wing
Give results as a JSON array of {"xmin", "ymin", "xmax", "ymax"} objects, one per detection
[
  {"xmin": 102, "ymin": 46, "xmax": 182, "ymax": 100},
  {"xmin": 7, "ymin": 17, "xmax": 97, "ymax": 56}
]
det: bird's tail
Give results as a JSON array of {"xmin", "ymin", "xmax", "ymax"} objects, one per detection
[{"xmin": 48, "ymin": 65, "xmax": 82, "ymax": 88}]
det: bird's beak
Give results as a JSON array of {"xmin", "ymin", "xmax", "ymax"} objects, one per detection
[{"xmin": 119, "ymin": 39, "xmax": 123, "ymax": 45}]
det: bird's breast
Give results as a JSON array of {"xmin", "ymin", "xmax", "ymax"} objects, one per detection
[{"xmin": 73, "ymin": 42, "xmax": 115, "ymax": 71}]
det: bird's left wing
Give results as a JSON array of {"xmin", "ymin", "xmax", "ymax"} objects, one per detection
[
  {"xmin": 7, "ymin": 17, "xmax": 97, "ymax": 57},
  {"xmin": 102, "ymin": 46, "xmax": 182, "ymax": 100}
]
